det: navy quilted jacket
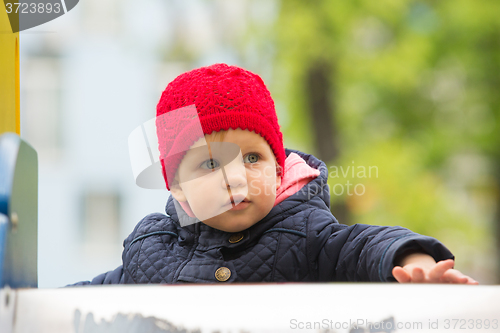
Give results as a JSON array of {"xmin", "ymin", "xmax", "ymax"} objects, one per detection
[{"xmin": 72, "ymin": 149, "xmax": 453, "ymax": 285}]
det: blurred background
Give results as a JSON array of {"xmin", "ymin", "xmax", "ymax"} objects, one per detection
[{"xmin": 19, "ymin": 0, "xmax": 500, "ymax": 287}]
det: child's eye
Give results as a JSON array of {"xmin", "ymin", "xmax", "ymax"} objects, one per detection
[
  {"xmin": 200, "ymin": 159, "xmax": 220, "ymax": 170},
  {"xmin": 244, "ymin": 153, "xmax": 260, "ymax": 164}
]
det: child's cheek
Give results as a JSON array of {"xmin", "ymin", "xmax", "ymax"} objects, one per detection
[
  {"xmin": 248, "ymin": 171, "xmax": 277, "ymax": 197},
  {"xmin": 248, "ymin": 168, "xmax": 266, "ymax": 194},
  {"xmin": 249, "ymin": 179, "xmax": 262, "ymax": 196},
  {"xmin": 185, "ymin": 176, "xmax": 219, "ymax": 210}
]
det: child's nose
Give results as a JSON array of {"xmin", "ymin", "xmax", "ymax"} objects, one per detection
[{"xmin": 222, "ymin": 161, "xmax": 247, "ymax": 189}]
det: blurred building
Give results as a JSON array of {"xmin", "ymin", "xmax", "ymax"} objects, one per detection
[{"xmin": 20, "ymin": 0, "xmax": 277, "ymax": 288}]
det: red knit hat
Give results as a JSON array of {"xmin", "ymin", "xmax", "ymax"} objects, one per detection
[{"xmin": 156, "ymin": 63, "xmax": 286, "ymax": 190}]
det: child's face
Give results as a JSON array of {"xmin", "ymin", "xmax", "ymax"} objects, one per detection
[{"xmin": 170, "ymin": 128, "xmax": 281, "ymax": 232}]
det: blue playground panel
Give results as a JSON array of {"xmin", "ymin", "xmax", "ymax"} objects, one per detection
[{"xmin": 0, "ymin": 133, "xmax": 37, "ymax": 288}]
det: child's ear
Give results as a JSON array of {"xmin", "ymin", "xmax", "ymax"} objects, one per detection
[{"xmin": 275, "ymin": 165, "xmax": 282, "ymax": 190}]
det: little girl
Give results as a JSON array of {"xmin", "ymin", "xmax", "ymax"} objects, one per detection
[{"xmin": 72, "ymin": 63, "xmax": 477, "ymax": 285}]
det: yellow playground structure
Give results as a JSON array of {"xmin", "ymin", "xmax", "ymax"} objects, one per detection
[{"xmin": 0, "ymin": 9, "xmax": 19, "ymax": 135}]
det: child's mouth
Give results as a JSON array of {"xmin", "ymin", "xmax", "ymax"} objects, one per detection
[
  {"xmin": 229, "ymin": 200, "xmax": 250, "ymax": 211},
  {"xmin": 224, "ymin": 195, "xmax": 250, "ymax": 207}
]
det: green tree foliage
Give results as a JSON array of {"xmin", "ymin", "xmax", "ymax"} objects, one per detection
[{"xmin": 272, "ymin": 0, "xmax": 500, "ymax": 282}]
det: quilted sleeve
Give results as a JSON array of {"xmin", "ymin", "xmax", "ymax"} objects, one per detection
[
  {"xmin": 66, "ymin": 265, "xmax": 124, "ymax": 286},
  {"xmin": 307, "ymin": 210, "xmax": 454, "ymax": 282}
]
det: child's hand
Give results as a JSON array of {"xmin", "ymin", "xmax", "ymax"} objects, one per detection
[{"xmin": 392, "ymin": 253, "xmax": 478, "ymax": 284}]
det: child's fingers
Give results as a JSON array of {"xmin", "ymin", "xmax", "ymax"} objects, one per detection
[
  {"xmin": 438, "ymin": 270, "xmax": 459, "ymax": 283},
  {"xmin": 410, "ymin": 267, "xmax": 425, "ymax": 283},
  {"xmin": 441, "ymin": 270, "xmax": 472, "ymax": 284},
  {"xmin": 429, "ymin": 259, "xmax": 455, "ymax": 281},
  {"xmin": 467, "ymin": 277, "xmax": 479, "ymax": 285},
  {"xmin": 392, "ymin": 267, "xmax": 411, "ymax": 283}
]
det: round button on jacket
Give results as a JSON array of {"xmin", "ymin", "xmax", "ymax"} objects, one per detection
[
  {"xmin": 215, "ymin": 267, "xmax": 231, "ymax": 282},
  {"xmin": 228, "ymin": 232, "xmax": 244, "ymax": 243}
]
